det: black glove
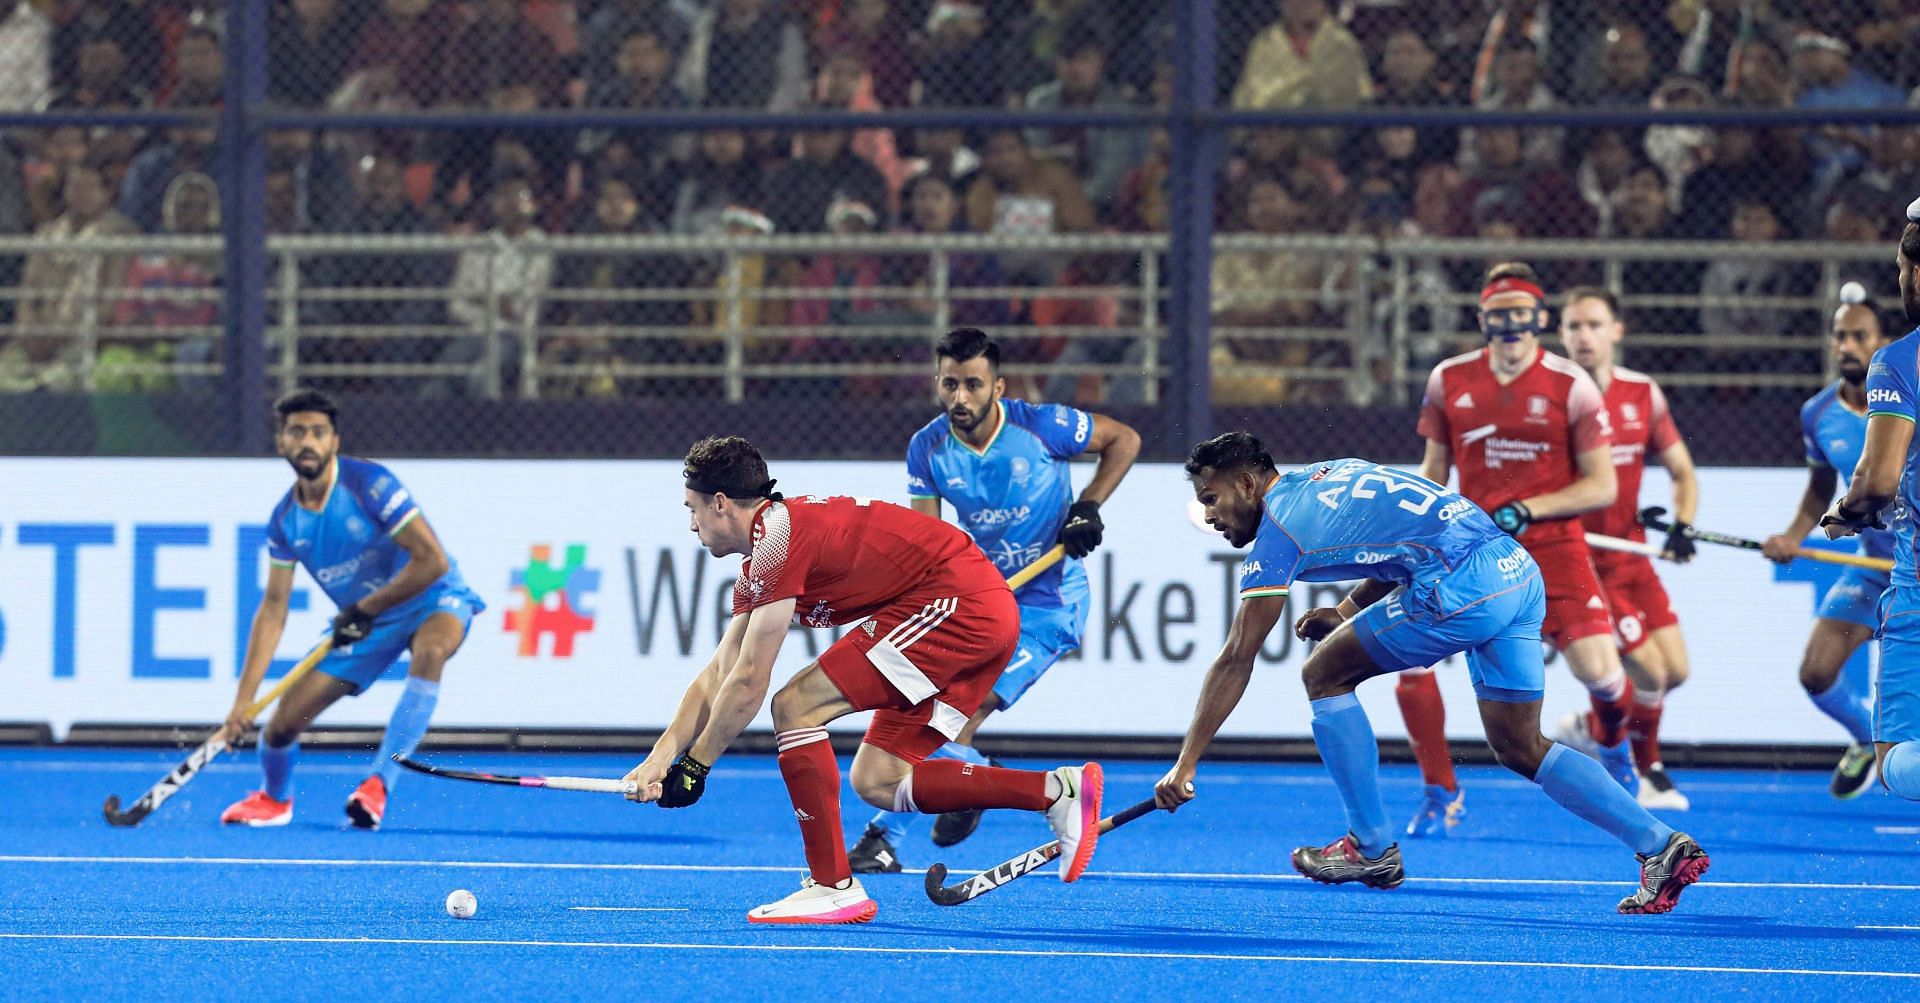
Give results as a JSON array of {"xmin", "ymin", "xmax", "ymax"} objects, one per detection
[
  {"xmin": 1662, "ymin": 521, "xmax": 1696, "ymax": 563},
  {"xmin": 1821, "ymin": 502, "xmax": 1888, "ymax": 534},
  {"xmin": 1490, "ymin": 501, "xmax": 1532, "ymax": 537},
  {"xmin": 330, "ymin": 602, "xmax": 373, "ymax": 649},
  {"xmin": 657, "ymin": 754, "xmax": 711, "ymax": 808},
  {"xmin": 1058, "ymin": 500, "xmax": 1105, "ymax": 559}
]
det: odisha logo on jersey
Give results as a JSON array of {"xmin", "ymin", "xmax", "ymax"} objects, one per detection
[
  {"xmin": 1869, "ymin": 388, "xmax": 1904, "ymax": 405},
  {"xmin": 1238, "ymin": 560, "xmax": 1263, "ymax": 581},
  {"xmin": 1436, "ymin": 498, "xmax": 1475, "ymax": 521},
  {"xmin": 968, "ymin": 505, "xmax": 1032, "ymax": 527},
  {"xmin": 314, "ymin": 554, "xmax": 367, "ymax": 586},
  {"xmin": 1352, "ymin": 551, "xmax": 1392, "ymax": 564},
  {"xmin": 1496, "ymin": 552, "xmax": 1530, "ymax": 576}
]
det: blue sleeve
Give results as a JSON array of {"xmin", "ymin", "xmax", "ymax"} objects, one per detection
[
  {"xmin": 348, "ymin": 461, "xmax": 422, "ymax": 536},
  {"xmin": 1238, "ymin": 521, "xmax": 1302, "ymax": 600},
  {"xmin": 907, "ymin": 429, "xmax": 938, "ymax": 499},
  {"xmin": 265, "ymin": 500, "xmax": 295, "ymax": 565},
  {"xmin": 1004, "ymin": 399, "xmax": 1093, "ymax": 459},
  {"xmin": 1800, "ymin": 398, "xmax": 1829, "ymax": 468},
  {"xmin": 1867, "ymin": 342, "xmax": 1919, "ymax": 424}
]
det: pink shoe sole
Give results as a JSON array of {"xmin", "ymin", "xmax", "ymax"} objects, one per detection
[
  {"xmin": 1061, "ymin": 762, "xmax": 1104, "ymax": 883},
  {"xmin": 746, "ymin": 899, "xmax": 879, "ymax": 925}
]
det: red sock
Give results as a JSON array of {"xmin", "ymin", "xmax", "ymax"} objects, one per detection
[
  {"xmin": 907, "ymin": 759, "xmax": 1050, "ymax": 813},
  {"xmin": 1587, "ymin": 677, "xmax": 1635, "ymax": 747},
  {"xmin": 1395, "ymin": 671, "xmax": 1456, "ymax": 791},
  {"xmin": 1627, "ymin": 699, "xmax": 1663, "ymax": 771},
  {"xmin": 775, "ymin": 728, "xmax": 849, "ymax": 886}
]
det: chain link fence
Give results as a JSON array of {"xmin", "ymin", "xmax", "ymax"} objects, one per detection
[{"xmin": 1, "ymin": 0, "xmax": 1918, "ymax": 460}]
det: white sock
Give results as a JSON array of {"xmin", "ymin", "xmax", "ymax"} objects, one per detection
[
  {"xmin": 1586, "ymin": 670, "xmax": 1628, "ymax": 701},
  {"xmin": 891, "ymin": 774, "xmax": 918, "ymax": 814}
]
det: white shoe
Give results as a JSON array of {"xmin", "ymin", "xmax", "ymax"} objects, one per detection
[
  {"xmin": 1043, "ymin": 762, "xmax": 1104, "ymax": 883},
  {"xmin": 1553, "ymin": 710, "xmax": 1599, "ymax": 758},
  {"xmin": 746, "ymin": 876, "xmax": 877, "ymax": 925},
  {"xmin": 1636, "ymin": 764, "xmax": 1691, "ymax": 811}
]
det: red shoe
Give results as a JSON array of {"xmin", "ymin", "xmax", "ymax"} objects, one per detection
[
  {"xmin": 345, "ymin": 775, "xmax": 386, "ymax": 830},
  {"xmin": 221, "ymin": 790, "xmax": 293, "ymax": 827}
]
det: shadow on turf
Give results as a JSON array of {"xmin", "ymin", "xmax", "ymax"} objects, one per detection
[{"xmin": 397, "ymin": 825, "xmax": 724, "ymax": 848}]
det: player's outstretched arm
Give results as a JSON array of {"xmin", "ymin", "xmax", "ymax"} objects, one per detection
[
  {"xmin": 1517, "ymin": 444, "xmax": 1618, "ymax": 521},
  {"xmin": 1078, "ymin": 414, "xmax": 1142, "ymax": 505},
  {"xmin": 220, "ymin": 564, "xmax": 296, "ymax": 745},
  {"xmin": 1656, "ymin": 440, "xmax": 1701, "ymax": 562},
  {"xmin": 1827, "ymin": 413, "xmax": 1914, "ymax": 538},
  {"xmin": 1156, "ymin": 593, "xmax": 1289, "ymax": 810},
  {"xmin": 1417, "ymin": 438, "xmax": 1451, "ymax": 488},
  {"xmin": 625, "ymin": 614, "xmax": 746, "ymax": 802},
  {"xmin": 1765, "ymin": 466, "xmax": 1838, "ymax": 563},
  {"xmin": 686, "ymin": 597, "xmax": 798, "ymax": 765}
]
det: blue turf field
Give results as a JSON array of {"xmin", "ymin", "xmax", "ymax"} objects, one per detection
[{"xmin": 2, "ymin": 747, "xmax": 1917, "ymax": 1000}]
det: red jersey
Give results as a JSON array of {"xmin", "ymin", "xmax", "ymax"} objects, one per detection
[
  {"xmin": 1417, "ymin": 346, "xmax": 1613, "ymax": 545},
  {"xmin": 1581, "ymin": 367, "xmax": 1681, "ymax": 544},
  {"xmin": 731, "ymin": 495, "xmax": 1007, "ymax": 626}
]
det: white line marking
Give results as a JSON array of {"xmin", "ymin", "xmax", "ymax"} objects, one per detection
[
  {"xmin": 0, "ymin": 855, "xmax": 1914, "ymax": 893},
  {"xmin": 1859, "ymin": 926, "xmax": 1920, "ymax": 931},
  {"xmin": 568, "ymin": 907, "xmax": 689, "ymax": 913},
  {"xmin": 1876, "ymin": 826, "xmax": 1920, "ymax": 835},
  {"xmin": 0, "ymin": 932, "xmax": 1911, "ymax": 979}
]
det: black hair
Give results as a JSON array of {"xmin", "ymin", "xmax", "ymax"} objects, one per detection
[
  {"xmin": 273, "ymin": 387, "xmax": 338, "ymax": 430},
  {"xmin": 1901, "ymin": 222, "xmax": 1920, "ymax": 267},
  {"xmin": 683, "ymin": 435, "xmax": 779, "ymax": 500},
  {"xmin": 934, "ymin": 327, "xmax": 1000, "ymax": 370},
  {"xmin": 1056, "ymin": 25, "xmax": 1107, "ymax": 61},
  {"xmin": 1185, "ymin": 431, "xmax": 1277, "ymax": 479}
]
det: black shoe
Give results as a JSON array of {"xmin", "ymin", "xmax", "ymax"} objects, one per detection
[
  {"xmin": 848, "ymin": 823, "xmax": 903, "ymax": 874},
  {"xmin": 1617, "ymin": 832, "xmax": 1710, "ymax": 914},
  {"xmin": 1831, "ymin": 744, "xmax": 1878, "ymax": 800},
  {"xmin": 930, "ymin": 757, "xmax": 1000, "ymax": 847},
  {"xmin": 1291, "ymin": 833, "xmax": 1405, "ymax": 889}
]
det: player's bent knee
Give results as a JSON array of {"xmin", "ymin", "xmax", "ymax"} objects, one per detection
[
  {"xmin": 1799, "ymin": 660, "xmax": 1840, "ymax": 694},
  {"xmin": 847, "ymin": 757, "xmax": 909, "ymax": 810},
  {"xmin": 768, "ymin": 681, "xmax": 808, "ymax": 730},
  {"xmin": 1486, "ymin": 725, "xmax": 1548, "ymax": 778}
]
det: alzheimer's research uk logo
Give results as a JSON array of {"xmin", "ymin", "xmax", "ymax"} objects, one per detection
[{"xmin": 503, "ymin": 544, "xmax": 599, "ymax": 657}]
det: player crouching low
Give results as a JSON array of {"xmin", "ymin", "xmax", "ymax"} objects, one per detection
[
  {"xmin": 218, "ymin": 389, "xmax": 485, "ymax": 829},
  {"xmin": 624, "ymin": 436, "xmax": 1104, "ymax": 924},
  {"xmin": 1156, "ymin": 433, "xmax": 1710, "ymax": 914}
]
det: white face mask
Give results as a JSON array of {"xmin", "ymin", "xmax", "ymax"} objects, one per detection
[{"xmin": 1644, "ymin": 125, "xmax": 1707, "ymax": 169}]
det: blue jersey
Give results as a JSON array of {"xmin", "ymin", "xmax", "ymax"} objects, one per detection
[
  {"xmin": 1237, "ymin": 458, "xmax": 1513, "ymax": 613},
  {"xmin": 1803, "ymin": 379, "xmax": 1896, "ymax": 559},
  {"xmin": 1864, "ymin": 332, "xmax": 1920, "ymax": 588},
  {"xmin": 906, "ymin": 398, "xmax": 1093, "ymax": 608},
  {"xmin": 265, "ymin": 456, "xmax": 469, "ymax": 617}
]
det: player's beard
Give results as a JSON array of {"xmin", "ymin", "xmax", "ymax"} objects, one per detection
[
  {"xmin": 1905, "ymin": 280, "xmax": 1920, "ymax": 326},
  {"xmin": 287, "ymin": 448, "xmax": 330, "ymax": 481},
  {"xmin": 1839, "ymin": 357, "xmax": 1869, "ymax": 385},
  {"xmin": 949, "ymin": 399, "xmax": 991, "ymax": 433}
]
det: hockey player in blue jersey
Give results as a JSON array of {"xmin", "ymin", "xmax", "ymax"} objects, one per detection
[
  {"xmin": 1823, "ymin": 199, "xmax": 1920, "ymax": 806},
  {"xmin": 1761, "ymin": 293, "xmax": 1896, "ymax": 798},
  {"xmin": 216, "ymin": 388, "xmax": 485, "ymax": 829},
  {"xmin": 849, "ymin": 327, "xmax": 1140, "ymax": 872},
  {"xmin": 1155, "ymin": 432, "xmax": 1709, "ymax": 914}
]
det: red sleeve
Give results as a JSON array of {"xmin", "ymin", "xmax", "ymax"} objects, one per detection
[
  {"xmin": 1567, "ymin": 369, "xmax": 1612, "ymax": 454},
  {"xmin": 1415, "ymin": 366, "xmax": 1450, "ymax": 442},
  {"xmin": 732, "ymin": 503, "xmax": 810, "ymax": 615},
  {"xmin": 1645, "ymin": 380, "xmax": 1681, "ymax": 454}
]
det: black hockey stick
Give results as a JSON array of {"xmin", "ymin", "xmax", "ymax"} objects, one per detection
[
  {"xmin": 922, "ymin": 797, "xmax": 1161, "ymax": 905},
  {"xmin": 392, "ymin": 754, "xmax": 639, "ymax": 795}
]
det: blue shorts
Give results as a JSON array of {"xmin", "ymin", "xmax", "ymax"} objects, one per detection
[
  {"xmin": 991, "ymin": 597, "xmax": 1089, "ymax": 708},
  {"xmin": 1875, "ymin": 586, "xmax": 1920, "ymax": 742},
  {"xmin": 1351, "ymin": 540, "xmax": 1548, "ymax": 703},
  {"xmin": 1819, "ymin": 565, "xmax": 1891, "ymax": 628},
  {"xmin": 318, "ymin": 585, "xmax": 485, "ymax": 694}
]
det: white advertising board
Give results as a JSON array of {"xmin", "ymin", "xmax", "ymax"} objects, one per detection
[{"xmin": 0, "ymin": 459, "xmax": 1872, "ymax": 746}]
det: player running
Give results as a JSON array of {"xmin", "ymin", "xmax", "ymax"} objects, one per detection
[
  {"xmin": 1396, "ymin": 262, "xmax": 1640, "ymax": 839},
  {"xmin": 1761, "ymin": 290, "xmax": 1895, "ymax": 798},
  {"xmin": 623, "ymin": 436, "xmax": 1105, "ymax": 924},
  {"xmin": 850, "ymin": 327, "xmax": 1140, "ymax": 873},
  {"xmin": 1822, "ymin": 203, "xmax": 1920, "ymax": 805},
  {"xmin": 217, "ymin": 388, "xmax": 485, "ymax": 829},
  {"xmin": 1155, "ymin": 434, "xmax": 1709, "ymax": 914},
  {"xmin": 1559, "ymin": 287, "xmax": 1701, "ymax": 811}
]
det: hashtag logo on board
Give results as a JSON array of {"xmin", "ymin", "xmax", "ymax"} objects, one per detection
[{"xmin": 503, "ymin": 544, "xmax": 600, "ymax": 657}]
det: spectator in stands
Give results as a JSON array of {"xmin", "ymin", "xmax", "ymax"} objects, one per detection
[
  {"xmin": 761, "ymin": 121, "xmax": 888, "ymax": 235},
  {"xmin": 1209, "ymin": 176, "xmax": 1324, "ymax": 406},
  {"xmin": 1668, "ymin": 0, "xmax": 1787, "ymax": 91},
  {"xmin": 1793, "ymin": 32, "xmax": 1905, "ymax": 204},
  {"xmin": 1366, "ymin": 29, "xmax": 1459, "ymax": 167},
  {"xmin": 109, "ymin": 171, "xmax": 220, "ymax": 390},
  {"xmin": 1699, "ymin": 196, "xmax": 1808, "ymax": 380},
  {"xmin": 25, "ymin": 126, "xmax": 86, "ymax": 227},
  {"xmin": 1022, "ymin": 26, "xmax": 1146, "ymax": 212},
  {"xmin": 1825, "ymin": 181, "xmax": 1897, "ymax": 299},
  {"xmin": 902, "ymin": 123, "xmax": 980, "ymax": 187},
  {"xmin": 1574, "ymin": 128, "xmax": 1638, "ymax": 236},
  {"xmin": 1848, "ymin": 2, "xmax": 1920, "ymax": 93},
  {"xmin": 666, "ymin": 128, "xmax": 762, "ymax": 236},
  {"xmin": 891, "ymin": 171, "xmax": 1007, "ymax": 327},
  {"xmin": 0, "ymin": 0, "xmax": 52, "ymax": 113},
  {"xmin": 339, "ymin": 0, "xmax": 458, "ymax": 111},
  {"xmin": 52, "ymin": 0, "xmax": 162, "ymax": 94},
  {"xmin": 1611, "ymin": 160, "xmax": 1698, "ymax": 338},
  {"xmin": 0, "ymin": 140, "xmax": 28, "ymax": 327},
  {"xmin": 813, "ymin": 48, "xmax": 905, "ymax": 203},
  {"xmin": 1452, "ymin": 124, "xmax": 1591, "ymax": 238},
  {"xmin": 442, "ymin": 0, "xmax": 562, "ymax": 109},
  {"xmin": 1113, "ymin": 125, "xmax": 1170, "ymax": 233},
  {"xmin": 268, "ymin": 0, "xmax": 362, "ymax": 108},
  {"xmin": 1232, "ymin": 0, "xmax": 1372, "ymax": 159},
  {"xmin": 546, "ymin": 173, "xmax": 687, "ymax": 398},
  {"xmin": 1468, "ymin": 39, "xmax": 1562, "ymax": 167},
  {"xmin": 48, "ymin": 33, "xmax": 150, "ymax": 166},
  {"xmin": 309, "ymin": 153, "xmax": 446, "ymax": 337},
  {"xmin": 14, "ymin": 162, "xmax": 137, "ymax": 385},
  {"xmin": 1675, "ymin": 126, "xmax": 1806, "ymax": 239},
  {"xmin": 963, "ymin": 128, "xmax": 1094, "ymax": 286},
  {"xmin": 159, "ymin": 25, "xmax": 223, "ymax": 108},
  {"xmin": 1232, "ymin": 128, "xmax": 1345, "ymax": 230},
  {"xmin": 442, "ymin": 177, "xmax": 551, "ymax": 396},
  {"xmin": 677, "ymin": 0, "xmax": 808, "ymax": 111},
  {"xmin": 996, "ymin": 0, "xmax": 1116, "ymax": 101},
  {"xmin": 1580, "ymin": 24, "xmax": 1659, "ymax": 107},
  {"xmin": 1343, "ymin": 125, "xmax": 1448, "ymax": 208},
  {"xmin": 813, "ymin": 0, "xmax": 911, "ymax": 109},
  {"xmin": 580, "ymin": 0, "xmax": 691, "ymax": 98},
  {"xmin": 1730, "ymin": 38, "xmax": 1791, "ymax": 106},
  {"xmin": 580, "ymin": 25, "xmax": 693, "ymax": 184},
  {"xmin": 433, "ymin": 77, "xmax": 571, "ymax": 215},
  {"xmin": 789, "ymin": 197, "xmax": 889, "ymax": 336},
  {"xmin": 915, "ymin": 2, "xmax": 998, "ymax": 108}
]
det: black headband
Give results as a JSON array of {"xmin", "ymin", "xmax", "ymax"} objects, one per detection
[{"xmin": 685, "ymin": 475, "xmax": 781, "ymax": 500}]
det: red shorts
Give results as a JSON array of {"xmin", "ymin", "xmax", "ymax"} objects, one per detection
[
  {"xmin": 817, "ymin": 587, "xmax": 1018, "ymax": 763},
  {"xmin": 1524, "ymin": 537, "xmax": 1614, "ymax": 650},
  {"xmin": 1594, "ymin": 551, "xmax": 1679, "ymax": 653}
]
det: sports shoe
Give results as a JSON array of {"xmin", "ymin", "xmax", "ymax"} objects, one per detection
[
  {"xmin": 220, "ymin": 790, "xmax": 293, "ymax": 827},
  {"xmin": 1291, "ymin": 834, "xmax": 1405, "ymax": 889},
  {"xmin": 1831, "ymin": 744, "xmax": 1878, "ymax": 800},
  {"xmin": 848, "ymin": 823, "xmax": 903, "ymax": 874},
  {"xmin": 931, "ymin": 756, "xmax": 1002, "ymax": 847},
  {"xmin": 345, "ymin": 775, "xmax": 386, "ymax": 830},
  {"xmin": 1636, "ymin": 763, "xmax": 1689, "ymax": 811},
  {"xmin": 1598, "ymin": 739, "xmax": 1641, "ymax": 795},
  {"xmin": 1044, "ymin": 762, "xmax": 1104, "ymax": 883},
  {"xmin": 1617, "ymin": 832, "xmax": 1710, "ymax": 914},
  {"xmin": 746, "ymin": 876, "xmax": 878, "ymax": 925},
  {"xmin": 1553, "ymin": 710, "xmax": 1599, "ymax": 757},
  {"xmin": 1404, "ymin": 783, "xmax": 1466, "ymax": 838}
]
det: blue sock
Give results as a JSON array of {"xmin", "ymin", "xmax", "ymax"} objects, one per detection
[
  {"xmin": 1535, "ymin": 743, "xmax": 1673, "ymax": 855},
  {"xmin": 864, "ymin": 742, "xmax": 983, "ymax": 843},
  {"xmin": 1884, "ymin": 742, "xmax": 1920, "ymax": 801},
  {"xmin": 373, "ymin": 676, "xmax": 440, "ymax": 789},
  {"xmin": 1810, "ymin": 677, "xmax": 1874, "ymax": 745},
  {"xmin": 261, "ymin": 739, "xmax": 297, "ymax": 802},
  {"xmin": 1309, "ymin": 692, "xmax": 1392, "ymax": 856}
]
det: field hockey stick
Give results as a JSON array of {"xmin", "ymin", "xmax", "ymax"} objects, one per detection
[
  {"xmin": 923, "ymin": 796, "xmax": 1161, "ymax": 906},
  {"xmin": 1006, "ymin": 544, "xmax": 1066, "ymax": 591},
  {"xmin": 1640, "ymin": 506, "xmax": 1893, "ymax": 572},
  {"xmin": 103, "ymin": 639, "xmax": 331, "ymax": 827},
  {"xmin": 391, "ymin": 754, "xmax": 640, "ymax": 795},
  {"xmin": 1584, "ymin": 533, "xmax": 1670, "ymax": 561}
]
